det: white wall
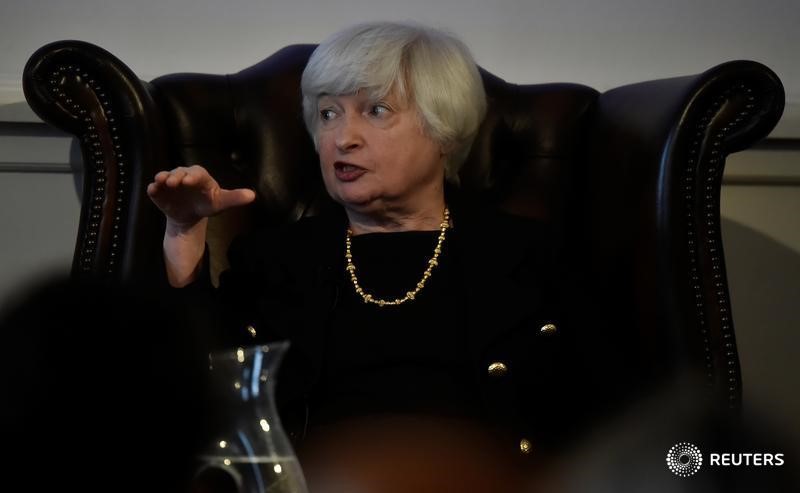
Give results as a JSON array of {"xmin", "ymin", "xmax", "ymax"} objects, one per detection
[
  {"xmin": 1, "ymin": 1, "xmax": 799, "ymax": 122},
  {"xmin": 722, "ymin": 151, "xmax": 800, "ymax": 443},
  {"xmin": 0, "ymin": 171, "xmax": 77, "ymax": 308}
]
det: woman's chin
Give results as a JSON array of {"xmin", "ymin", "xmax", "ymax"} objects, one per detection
[{"xmin": 332, "ymin": 188, "xmax": 383, "ymax": 212}]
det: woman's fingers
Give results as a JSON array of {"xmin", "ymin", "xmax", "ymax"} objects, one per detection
[
  {"xmin": 154, "ymin": 170, "xmax": 171, "ymax": 183},
  {"xmin": 146, "ymin": 165, "xmax": 254, "ymax": 219},
  {"xmin": 165, "ymin": 168, "xmax": 189, "ymax": 187},
  {"xmin": 150, "ymin": 167, "xmax": 204, "ymax": 191}
]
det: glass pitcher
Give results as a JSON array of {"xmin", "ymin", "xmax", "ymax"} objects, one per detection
[{"xmin": 192, "ymin": 342, "xmax": 309, "ymax": 493}]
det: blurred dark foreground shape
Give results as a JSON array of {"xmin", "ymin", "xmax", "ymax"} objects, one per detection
[{"xmin": 0, "ymin": 275, "xmax": 214, "ymax": 493}]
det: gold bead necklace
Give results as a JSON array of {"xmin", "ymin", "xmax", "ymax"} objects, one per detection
[{"xmin": 345, "ymin": 207, "xmax": 450, "ymax": 307}]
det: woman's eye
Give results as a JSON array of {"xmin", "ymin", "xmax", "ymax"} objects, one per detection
[
  {"xmin": 320, "ymin": 109, "xmax": 337, "ymax": 121},
  {"xmin": 369, "ymin": 104, "xmax": 390, "ymax": 117}
]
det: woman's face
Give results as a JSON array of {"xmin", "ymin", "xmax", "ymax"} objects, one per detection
[{"xmin": 316, "ymin": 89, "xmax": 445, "ymax": 215}]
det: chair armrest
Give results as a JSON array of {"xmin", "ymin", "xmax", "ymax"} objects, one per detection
[
  {"xmin": 23, "ymin": 40, "xmax": 170, "ymax": 283},
  {"xmin": 585, "ymin": 60, "xmax": 784, "ymax": 408}
]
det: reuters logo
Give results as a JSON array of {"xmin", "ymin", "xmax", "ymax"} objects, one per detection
[{"xmin": 666, "ymin": 442, "xmax": 703, "ymax": 477}]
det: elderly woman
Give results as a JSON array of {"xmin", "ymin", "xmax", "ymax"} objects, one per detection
[{"xmin": 148, "ymin": 22, "xmax": 572, "ymax": 477}]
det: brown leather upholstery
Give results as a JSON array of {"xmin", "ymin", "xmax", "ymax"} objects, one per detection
[{"xmin": 23, "ymin": 40, "xmax": 785, "ymax": 414}]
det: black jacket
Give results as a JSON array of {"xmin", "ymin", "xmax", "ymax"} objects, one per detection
[{"xmin": 183, "ymin": 202, "xmax": 583, "ymax": 453}]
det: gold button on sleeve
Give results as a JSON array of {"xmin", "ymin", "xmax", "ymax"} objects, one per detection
[
  {"xmin": 246, "ymin": 325, "xmax": 257, "ymax": 338},
  {"xmin": 487, "ymin": 361, "xmax": 508, "ymax": 376},
  {"xmin": 519, "ymin": 438, "xmax": 532, "ymax": 454},
  {"xmin": 539, "ymin": 323, "xmax": 557, "ymax": 334}
]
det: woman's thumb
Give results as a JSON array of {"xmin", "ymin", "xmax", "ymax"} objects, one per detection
[{"xmin": 218, "ymin": 188, "xmax": 257, "ymax": 210}]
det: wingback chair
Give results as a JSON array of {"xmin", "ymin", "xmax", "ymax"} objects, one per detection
[{"xmin": 22, "ymin": 41, "xmax": 784, "ymax": 430}]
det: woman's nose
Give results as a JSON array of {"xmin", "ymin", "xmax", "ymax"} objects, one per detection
[{"xmin": 335, "ymin": 116, "xmax": 364, "ymax": 152}]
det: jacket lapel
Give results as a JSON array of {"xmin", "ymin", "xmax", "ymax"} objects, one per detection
[
  {"xmin": 455, "ymin": 206, "xmax": 548, "ymax": 360},
  {"xmin": 290, "ymin": 212, "xmax": 347, "ymax": 390}
]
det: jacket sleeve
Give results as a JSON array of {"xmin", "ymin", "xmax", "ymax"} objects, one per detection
[
  {"xmin": 214, "ymin": 227, "xmax": 298, "ymax": 347},
  {"xmin": 158, "ymin": 225, "xmax": 297, "ymax": 350}
]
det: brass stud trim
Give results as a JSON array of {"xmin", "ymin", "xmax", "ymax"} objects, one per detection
[
  {"xmin": 47, "ymin": 64, "xmax": 127, "ymax": 276},
  {"xmin": 683, "ymin": 83, "xmax": 751, "ymax": 403}
]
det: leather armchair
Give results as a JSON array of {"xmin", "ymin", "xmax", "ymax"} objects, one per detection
[{"xmin": 22, "ymin": 41, "xmax": 784, "ymax": 418}]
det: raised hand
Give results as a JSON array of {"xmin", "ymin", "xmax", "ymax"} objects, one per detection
[
  {"xmin": 147, "ymin": 165, "xmax": 256, "ymax": 228},
  {"xmin": 147, "ymin": 165, "xmax": 256, "ymax": 287}
]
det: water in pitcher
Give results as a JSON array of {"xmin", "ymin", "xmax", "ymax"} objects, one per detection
[{"xmin": 193, "ymin": 455, "xmax": 307, "ymax": 493}]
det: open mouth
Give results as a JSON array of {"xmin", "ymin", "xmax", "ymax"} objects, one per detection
[{"xmin": 334, "ymin": 162, "xmax": 367, "ymax": 182}]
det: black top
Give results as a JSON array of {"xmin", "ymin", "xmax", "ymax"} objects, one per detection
[
  {"xmin": 308, "ymin": 228, "xmax": 482, "ymax": 428},
  {"xmin": 171, "ymin": 204, "xmax": 582, "ymax": 450}
]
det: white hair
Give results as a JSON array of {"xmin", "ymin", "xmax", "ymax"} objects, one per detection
[{"xmin": 301, "ymin": 22, "xmax": 487, "ymax": 183}]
